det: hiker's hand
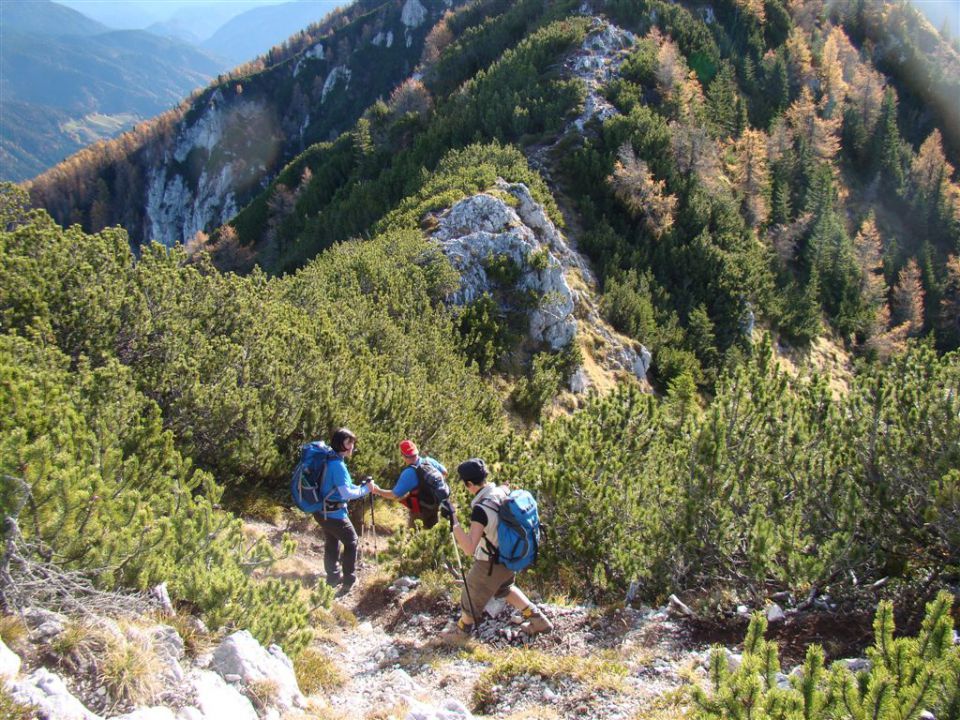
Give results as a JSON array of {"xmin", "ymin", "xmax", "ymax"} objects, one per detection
[
  {"xmin": 359, "ymin": 475, "xmax": 373, "ymax": 487},
  {"xmin": 440, "ymin": 499, "xmax": 455, "ymax": 521}
]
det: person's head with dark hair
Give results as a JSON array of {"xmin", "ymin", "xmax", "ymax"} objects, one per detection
[
  {"xmin": 330, "ymin": 427, "xmax": 357, "ymax": 455},
  {"xmin": 457, "ymin": 458, "xmax": 488, "ymax": 487}
]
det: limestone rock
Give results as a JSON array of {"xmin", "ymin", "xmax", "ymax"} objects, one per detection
[
  {"xmin": 23, "ymin": 607, "xmax": 66, "ymax": 641},
  {"xmin": 403, "ymin": 694, "xmax": 473, "ymax": 719},
  {"xmin": 430, "ymin": 182, "xmax": 577, "ymax": 350},
  {"xmin": 210, "ymin": 630, "xmax": 305, "ymax": 712},
  {"xmin": 725, "ymin": 650, "xmax": 744, "ymax": 673},
  {"xmin": 565, "ymin": 19, "xmax": 636, "ymax": 132},
  {"xmin": 10, "ymin": 667, "xmax": 102, "ymax": 720},
  {"xmin": 186, "ymin": 669, "xmax": 258, "ymax": 720},
  {"xmin": 150, "ymin": 583, "xmax": 176, "ymax": 617},
  {"xmin": 401, "ymin": 0, "xmax": 428, "ymax": 27},
  {"xmin": 766, "ymin": 603, "xmax": 786, "ymax": 624},
  {"xmin": 322, "ymin": 66, "xmax": 352, "ymax": 104},
  {"xmin": 666, "ymin": 594, "xmax": 694, "ymax": 618},
  {"xmin": 0, "ymin": 637, "xmax": 21, "ymax": 683}
]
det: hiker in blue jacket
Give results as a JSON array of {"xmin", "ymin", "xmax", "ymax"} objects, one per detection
[
  {"xmin": 372, "ymin": 439, "xmax": 448, "ymax": 529},
  {"xmin": 316, "ymin": 427, "xmax": 372, "ymax": 594}
]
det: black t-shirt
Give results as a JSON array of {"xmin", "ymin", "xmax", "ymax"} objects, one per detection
[{"xmin": 470, "ymin": 505, "xmax": 488, "ymax": 526}]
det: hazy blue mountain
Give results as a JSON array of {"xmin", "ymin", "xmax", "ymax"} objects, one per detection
[
  {"xmin": 202, "ymin": 0, "xmax": 349, "ymax": 64},
  {"xmin": 55, "ymin": 0, "xmax": 171, "ymax": 29},
  {"xmin": 1, "ymin": 0, "xmax": 111, "ymax": 36},
  {"xmin": 2, "ymin": 30, "xmax": 227, "ymax": 115},
  {"xmin": 57, "ymin": 0, "xmax": 289, "ymax": 32},
  {"xmin": 0, "ymin": 2, "xmax": 231, "ymax": 181},
  {"xmin": 146, "ymin": 1, "xmax": 292, "ymax": 44},
  {"xmin": 145, "ymin": 19, "xmax": 206, "ymax": 45}
]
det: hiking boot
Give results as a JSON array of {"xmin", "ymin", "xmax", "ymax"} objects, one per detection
[
  {"xmin": 520, "ymin": 608, "xmax": 553, "ymax": 636},
  {"xmin": 335, "ymin": 580, "xmax": 355, "ymax": 597},
  {"xmin": 439, "ymin": 619, "xmax": 473, "ymax": 640}
]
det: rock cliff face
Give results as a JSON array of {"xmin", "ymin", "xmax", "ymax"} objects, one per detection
[
  {"xmin": 139, "ymin": 0, "xmax": 457, "ymax": 248},
  {"xmin": 429, "ymin": 180, "xmax": 651, "ymax": 386}
]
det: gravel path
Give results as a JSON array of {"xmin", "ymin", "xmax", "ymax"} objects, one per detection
[{"xmin": 251, "ymin": 516, "xmax": 711, "ymax": 719}]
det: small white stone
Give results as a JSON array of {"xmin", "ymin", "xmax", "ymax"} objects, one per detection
[
  {"xmin": 667, "ymin": 594, "xmax": 694, "ymax": 617},
  {"xmin": 725, "ymin": 650, "xmax": 743, "ymax": 673},
  {"xmin": 766, "ymin": 603, "xmax": 785, "ymax": 624},
  {"xmin": 0, "ymin": 638, "xmax": 21, "ymax": 683}
]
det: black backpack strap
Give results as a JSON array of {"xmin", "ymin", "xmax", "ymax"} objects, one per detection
[{"xmin": 319, "ymin": 460, "xmax": 346, "ymax": 518}]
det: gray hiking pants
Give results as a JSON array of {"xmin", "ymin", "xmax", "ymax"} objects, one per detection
[{"xmin": 314, "ymin": 515, "xmax": 358, "ymax": 587}]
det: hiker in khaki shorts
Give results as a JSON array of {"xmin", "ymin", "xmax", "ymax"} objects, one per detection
[{"xmin": 440, "ymin": 458, "xmax": 552, "ymax": 638}]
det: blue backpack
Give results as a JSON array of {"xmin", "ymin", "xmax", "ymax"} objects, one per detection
[
  {"xmin": 489, "ymin": 489, "xmax": 541, "ymax": 572},
  {"xmin": 290, "ymin": 441, "xmax": 340, "ymax": 513}
]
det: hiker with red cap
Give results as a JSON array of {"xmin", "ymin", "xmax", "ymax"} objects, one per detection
[{"xmin": 371, "ymin": 439, "xmax": 449, "ymax": 529}]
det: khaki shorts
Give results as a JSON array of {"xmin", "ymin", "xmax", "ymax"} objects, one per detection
[{"xmin": 460, "ymin": 560, "xmax": 515, "ymax": 620}]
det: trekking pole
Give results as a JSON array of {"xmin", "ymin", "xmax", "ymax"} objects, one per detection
[
  {"xmin": 369, "ymin": 491, "xmax": 378, "ymax": 563},
  {"xmin": 448, "ymin": 522, "xmax": 478, "ymax": 634}
]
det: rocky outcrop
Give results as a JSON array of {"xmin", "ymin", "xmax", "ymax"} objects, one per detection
[
  {"xmin": 429, "ymin": 179, "xmax": 650, "ymax": 384},
  {"xmin": 2, "ymin": 619, "xmax": 308, "ymax": 720},
  {"xmin": 10, "ymin": 667, "xmax": 103, "ymax": 720},
  {"xmin": 0, "ymin": 638, "xmax": 21, "ymax": 682},
  {"xmin": 565, "ymin": 18, "xmax": 636, "ymax": 132},
  {"xmin": 210, "ymin": 631, "xmax": 305, "ymax": 714},
  {"xmin": 430, "ymin": 180, "xmax": 577, "ymax": 351}
]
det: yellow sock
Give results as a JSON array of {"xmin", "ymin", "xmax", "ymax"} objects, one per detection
[{"xmin": 522, "ymin": 606, "xmax": 535, "ymax": 618}]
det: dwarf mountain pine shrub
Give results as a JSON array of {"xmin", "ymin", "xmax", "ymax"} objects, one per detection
[{"xmin": 691, "ymin": 590, "xmax": 960, "ymax": 720}]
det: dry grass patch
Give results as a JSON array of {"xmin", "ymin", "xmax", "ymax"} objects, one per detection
[
  {"xmin": 369, "ymin": 497, "xmax": 408, "ymax": 536},
  {"xmin": 500, "ymin": 707, "xmax": 562, "ymax": 720},
  {"xmin": 98, "ymin": 628, "xmax": 163, "ymax": 706},
  {"xmin": 417, "ymin": 568, "xmax": 459, "ymax": 602},
  {"xmin": 163, "ymin": 613, "xmax": 215, "ymax": 659},
  {"xmin": 245, "ymin": 678, "xmax": 280, "ymax": 712},
  {"xmin": 329, "ymin": 603, "xmax": 357, "ymax": 628},
  {"xmin": 236, "ymin": 493, "xmax": 285, "ymax": 525},
  {"xmin": 774, "ymin": 334, "xmax": 852, "ymax": 398},
  {"xmin": 49, "ymin": 620, "xmax": 90, "ymax": 662},
  {"xmin": 470, "ymin": 646, "xmax": 627, "ymax": 711},
  {"xmin": 0, "ymin": 614, "xmax": 29, "ymax": 652},
  {"xmin": 295, "ymin": 647, "xmax": 346, "ymax": 695}
]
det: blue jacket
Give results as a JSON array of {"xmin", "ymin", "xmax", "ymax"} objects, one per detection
[
  {"xmin": 393, "ymin": 456, "xmax": 447, "ymax": 499},
  {"xmin": 321, "ymin": 456, "xmax": 370, "ymax": 520}
]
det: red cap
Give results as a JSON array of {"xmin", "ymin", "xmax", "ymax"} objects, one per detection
[{"xmin": 399, "ymin": 440, "xmax": 418, "ymax": 457}]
